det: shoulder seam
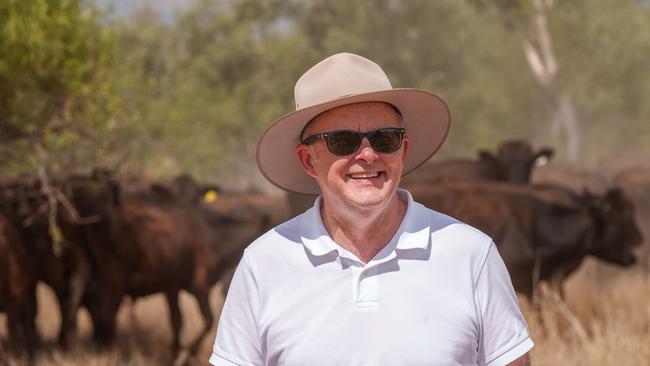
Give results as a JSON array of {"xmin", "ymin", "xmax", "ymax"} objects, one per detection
[
  {"xmin": 473, "ymin": 239, "xmax": 494, "ymax": 290},
  {"xmin": 242, "ymin": 250, "xmax": 261, "ymax": 326},
  {"xmin": 242, "ymin": 250, "xmax": 259, "ymax": 293}
]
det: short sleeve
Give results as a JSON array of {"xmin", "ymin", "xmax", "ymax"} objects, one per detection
[
  {"xmin": 474, "ymin": 243, "xmax": 534, "ymax": 366},
  {"xmin": 210, "ymin": 252, "xmax": 264, "ymax": 366}
]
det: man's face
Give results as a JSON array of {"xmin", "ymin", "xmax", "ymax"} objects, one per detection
[{"xmin": 296, "ymin": 102, "xmax": 409, "ymax": 212}]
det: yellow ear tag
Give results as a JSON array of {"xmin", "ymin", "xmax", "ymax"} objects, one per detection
[{"xmin": 203, "ymin": 190, "xmax": 218, "ymax": 203}]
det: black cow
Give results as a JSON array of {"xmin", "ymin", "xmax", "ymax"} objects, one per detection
[
  {"xmin": 1, "ymin": 171, "xmax": 128, "ymax": 356},
  {"xmin": 0, "ymin": 213, "xmax": 37, "ymax": 357},
  {"xmin": 409, "ymin": 181, "xmax": 642, "ymax": 299},
  {"xmin": 614, "ymin": 166, "xmax": 650, "ymax": 270},
  {"xmin": 401, "ymin": 140, "xmax": 554, "ymax": 188},
  {"xmin": 0, "ymin": 175, "xmax": 113, "ymax": 349}
]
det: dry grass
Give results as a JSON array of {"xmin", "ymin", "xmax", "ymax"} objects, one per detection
[
  {"xmin": 1, "ymin": 259, "xmax": 649, "ymax": 365},
  {"xmin": 523, "ymin": 259, "xmax": 650, "ymax": 366},
  {"xmin": 1, "ymin": 283, "xmax": 226, "ymax": 365}
]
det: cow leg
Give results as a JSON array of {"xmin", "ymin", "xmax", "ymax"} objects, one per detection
[
  {"xmin": 6, "ymin": 305, "xmax": 25, "ymax": 356},
  {"xmin": 165, "ymin": 290, "xmax": 183, "ymax": 353},
  {"xmin": 0, "ymin": 342, "xmax": 7, "ymax": 366},
  {"xmin": 23, "ymin": 285, "xmax": 39, "ymax": 356},
  {"xmin": 5, "ymin": 286, "xmax": 38, "ymax": 362},
  {"xmin": 90, "ymin": 301, "xmax": 120, "ymax": 347},
  {"xmin": 59, "ymin": 250, "xmax": 91, "ymax": 348},
  {"xmin": 97, "ymin": 296, "xmax": 122, "ymax": 347},
  {"xmin": 85, "ymin": 277, "xmax": 123, "ymax": 348},
  {"xmin": 186, "ymin": 288, "xmax": 213, "ymax": 355},
  {"xmin": 55, "ymin": 288, "xmax": 74, "ymax": 348},
  {"xmin": 6, "ymin": 308, "xmax": 36, "ymax": 366}
]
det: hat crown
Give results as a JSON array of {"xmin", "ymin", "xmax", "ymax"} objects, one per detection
[{"xmin": 294, "ymin": 53, "xmax": 393, "ymax": 110}]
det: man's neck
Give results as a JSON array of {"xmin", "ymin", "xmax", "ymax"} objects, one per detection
[{"xmin": 320, "ymin": 191, "xmax": 408, "ymax": 263}]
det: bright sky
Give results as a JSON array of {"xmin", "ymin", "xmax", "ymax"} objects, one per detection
[{"xmin": 95, "ymin": 0, "xmax": 193, "ymax": 20}]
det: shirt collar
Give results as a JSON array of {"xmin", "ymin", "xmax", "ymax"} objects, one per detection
[
  {"xmin": 299, "ymin": 195, "xmax": 340, "ymax": 257},
  {"xmin": 299, "ymin": 189, "xmax": 431, "ymax": 262}
]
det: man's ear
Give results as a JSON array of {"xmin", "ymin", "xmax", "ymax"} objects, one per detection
[{"xmin": 296, "ymin": 144, "xmax": 318, "ymax": 178}]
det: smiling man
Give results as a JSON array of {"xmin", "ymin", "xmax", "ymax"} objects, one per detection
[{"xmin": 210, "ymin": 53, "xmax": 533, "ymax": 366}]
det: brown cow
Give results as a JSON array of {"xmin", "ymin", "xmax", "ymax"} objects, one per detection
[
  {"xmin": 409, "ymin": 181, "xmax": 642, "ymax": 299},
  {"xmin": 401, "ymin": 140, "xmax": 554, "ymax": 188},
  {"xmin": 0, "ymin": 213, "xmax": 37, "ymax": 356},
  {"xmin": 532, "ymin": 164, "xmax": 609, "ymax": 194},
  {"xmin": 82, "ymin": 175, "xmax": 270, "ymax": 356}
]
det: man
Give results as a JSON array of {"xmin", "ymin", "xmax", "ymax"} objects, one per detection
[{"xmin": 210, "ymin": 53, "xmax": 533, "ymax": 365}]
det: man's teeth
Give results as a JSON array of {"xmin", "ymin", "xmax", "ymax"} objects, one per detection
[{"xmin": 350, "ymin": 172, "xmax": 380, "ymax": 179}]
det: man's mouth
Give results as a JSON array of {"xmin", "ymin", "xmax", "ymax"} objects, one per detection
[{"xmin": 348, "ymin": 172, "xmax": 382, "ymax": 179}]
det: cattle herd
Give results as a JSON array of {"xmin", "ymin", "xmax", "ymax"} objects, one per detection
[
  {"xmin": 1, "ymin": 139, "xmax": 649, "ymax": 362},
  {"xmin": 0, "ymin": 171, "xmax": 272, "ymax": 361}
]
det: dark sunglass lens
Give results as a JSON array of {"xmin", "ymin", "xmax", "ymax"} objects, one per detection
[
  {"xmin": 327, "ymin": 131, "xmax": 361, "ymax": 156},
  {"xmin": 369, "ymin": 129, "xmax": 403, "ymax": 153}
]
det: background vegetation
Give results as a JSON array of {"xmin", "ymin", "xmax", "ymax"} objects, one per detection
[{"xmin": 2, "ymin": 0, "xmax": 649, "ymax": 191}]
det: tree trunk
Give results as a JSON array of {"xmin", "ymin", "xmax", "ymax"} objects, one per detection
[
  {"xmin": 497, "ymin": 0, "xmax": 583, "ymax": 163},
  {"xmin": 553, "ymin": 93, "xmax": 581, "ymax": 163}
]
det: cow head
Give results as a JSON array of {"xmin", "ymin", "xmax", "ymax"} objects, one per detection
[
  {"xmin": 62, "ymin": 172, "xmax": 122, "ymax": 220},
  {"xmin": 585, "ymin": 188, "xmax": 642, "ymax": 266},
  {"xmin": 0, "ymin": 180, "xmax": 51, "ymax": 227},
  {"xmin": 0, "ymin": 182, "xmax": 28, "ymax": 217},
  {"xmin": 149, "ymin": 175, "xmax": 221, "ymax": 206},
  {"xmin": 171, "ymin": 174, "xmax": 221, "ymax": 205},
  {"xmin": 479, "ymin": 140, "xmax": 554, "ymax": 184}
]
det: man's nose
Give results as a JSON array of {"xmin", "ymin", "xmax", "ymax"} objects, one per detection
[{"xmin": 354, "ymin": 138, "xmax": 379, "ymax": 163}]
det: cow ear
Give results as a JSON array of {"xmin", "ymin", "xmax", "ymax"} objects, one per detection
[
  {"xmin": 109, "ymin": 180, "xmax": 122, "ymax": 206},
  {"xmin": 478, "ymin": 150, "xmax": 496, "ymax": 163},
  {"xmin": 533, "ymin": 148, "xmax": 554, "ymax": 167},
  {"xmin": 606, "ymin": 187, "xmax": 623, "ymax": 199},
  {"xmin": 604, "ymin": 187, "xmax": 625, "ymax": 210},
  {"xmin": 91, "ymin": 167, "xmax": 115, "ymax": 181},
  {"xmin": 582, "ymin": 188, "xmax": 615, "ymax": 214},
  {"xmin": 150, "ymin": 184, "xmax": 175, "ymax": 201},
  {"xmin": 580, "ymin": 188, "xmax": 598, "ymax": 205}
]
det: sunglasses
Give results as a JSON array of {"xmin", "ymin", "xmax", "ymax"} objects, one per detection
[{"xmin": 301, "ymin": 127, "xmax": 406, "ymax": 156}]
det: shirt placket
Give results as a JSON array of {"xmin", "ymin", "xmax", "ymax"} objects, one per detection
[{"xmin": 352, "ymin": 264, "xmax": 379, "ymax": 309}]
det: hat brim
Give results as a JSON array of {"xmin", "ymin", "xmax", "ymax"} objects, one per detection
[{"xmin": 256, "ymin": 88, "xmax": 451, "ymax": 195}]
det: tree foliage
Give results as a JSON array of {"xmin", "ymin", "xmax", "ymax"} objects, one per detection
[
  {"xmin": 2, "ymin": 0, "xmax": 649, "ymax": 187},
  {"xmin": 0, "ymin": 0, "xmax": 122, "ymax": 177}
]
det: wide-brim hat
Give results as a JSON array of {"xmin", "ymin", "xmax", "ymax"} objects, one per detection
[{"xmin": 257, "ymin": 53, "xmax": 451, "ymax": 195}]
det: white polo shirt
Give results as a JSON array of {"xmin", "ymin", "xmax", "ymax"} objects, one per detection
[{"xmin": 210, "ymin": 190, "xmax": 533, "ymax": 366}]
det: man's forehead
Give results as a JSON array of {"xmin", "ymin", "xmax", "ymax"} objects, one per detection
[{"xmin": 303, "ymin": 102, "xmax": 401, "ymax": 134}]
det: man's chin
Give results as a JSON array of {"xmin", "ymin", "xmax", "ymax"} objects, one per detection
[{"xmin": 344, "ymin": 188, "xmax": 394, "ymax": 208}]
